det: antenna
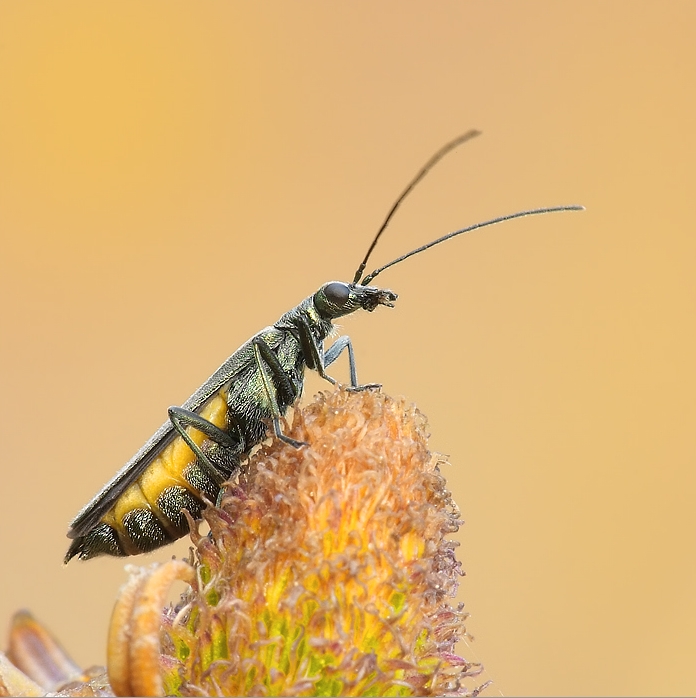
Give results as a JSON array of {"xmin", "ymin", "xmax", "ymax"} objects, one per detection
[
  {"xmin": 352, "ymin": 130, "xmax": 481, "ymax": 284},
  {"xmin": 362, "ymin": 205, "xmax": 585, "ymax": 285}
]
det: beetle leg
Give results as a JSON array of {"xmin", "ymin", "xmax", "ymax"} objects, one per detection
[
  {"xmin": 291, "ymin": 317, "xmax": 326, "ymax": 374},
  {"xmin": 252, "ymin": 338, "xmax": 299, "ymax": 403},
  {"xmin": 167, "ymin": 407, "xmax": 241, "ymax": 486},
  {"xmin": 292, "ymin": 318, "xmax": 356, "ymax": 387},
  {"xmin": 323, "ymin": 335, "xmax": 357, "ymax": 386},
  {"xmin": 252, "ymin": 339, "xmax": 307, "ymax": 448},
  {"xmin": 323, "ymin": 334, "xmax": 380, "ymax": 391}
]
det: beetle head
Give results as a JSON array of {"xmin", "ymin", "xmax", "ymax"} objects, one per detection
[{"xmin": 314, "ymin": 281, "xmax": 397, "ymax": 320}]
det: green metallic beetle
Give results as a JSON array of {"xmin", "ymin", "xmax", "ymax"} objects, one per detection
[{"xmin": 65, "ymin": 131, "xmax": 582, "ymax": 562}]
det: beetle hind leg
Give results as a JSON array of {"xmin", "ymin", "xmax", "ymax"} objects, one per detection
[{"xmin": 168, "ymin": 406, "xmax": 243, "ymax": 485}]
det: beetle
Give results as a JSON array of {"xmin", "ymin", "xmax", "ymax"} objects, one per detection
[{"xmin": 65, "ymin": 130, "xmax": 582, "ymax": 562}]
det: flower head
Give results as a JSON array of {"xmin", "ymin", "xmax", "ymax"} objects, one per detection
[{"xmin": 107, "ymin": 387, "xmax": 483, "ymax": 696}]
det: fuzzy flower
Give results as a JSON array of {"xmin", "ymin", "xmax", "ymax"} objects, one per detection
[
  {"xmin": 107, "ymin": 387, "xmax": 484, "ymax": 696},
  {"xmin": 1, "ymin": 387, "xmax": 485, "ymax": 697}
]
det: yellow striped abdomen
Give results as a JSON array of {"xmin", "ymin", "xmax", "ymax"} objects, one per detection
[{"xmin": 70, "ymin": 391, "xmax": 230, "ymax": 559}]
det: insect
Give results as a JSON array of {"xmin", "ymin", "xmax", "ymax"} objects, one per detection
[{"xmin": 65, "ymin": 130, "xmax": 583, "ymax": 562}]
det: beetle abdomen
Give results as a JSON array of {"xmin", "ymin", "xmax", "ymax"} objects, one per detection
[{"xmin": 64, "ymin": 392, "xmax": 230, "ymax": 562}]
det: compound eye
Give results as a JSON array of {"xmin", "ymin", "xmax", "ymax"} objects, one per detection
[{"xmin": 324, "ymin": 282, "xmax": 351, "ymax": 307}]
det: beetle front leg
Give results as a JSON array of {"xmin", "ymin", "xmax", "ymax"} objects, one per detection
[
  {"xmin": 293, "ymin": 318, "xmax": 373, "ymax": 390},
  {"xmin": 323, "ymin": 336, "xmax": 357, "ymax": 386},
  {"xmin": 323, "ymin": 335, "xmax": 380, "ymax": 391}
]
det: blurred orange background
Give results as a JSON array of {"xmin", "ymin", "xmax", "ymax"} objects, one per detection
[{"xmin": 1, "ymin": 2, "xmax": 695, "ymax": 695}]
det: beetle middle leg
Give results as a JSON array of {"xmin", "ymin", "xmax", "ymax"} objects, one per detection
[{"xmin": 252, "ymin": 338, "xmax": 307, "ymax": 448}]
